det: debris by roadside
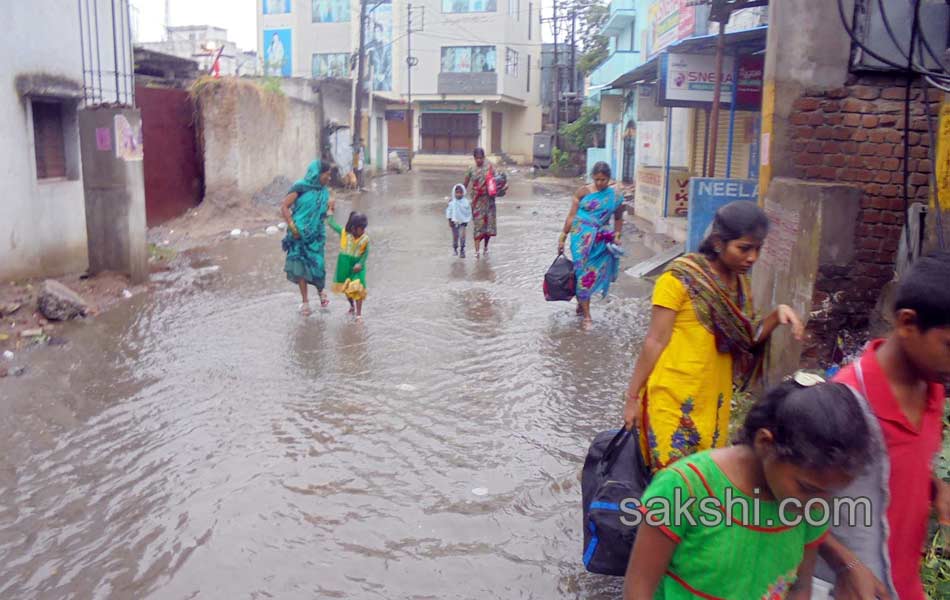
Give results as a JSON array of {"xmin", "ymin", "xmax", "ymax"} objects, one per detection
[{"xmin": 38, "ymin": 280, "xmax": 89, "ymax": 321}]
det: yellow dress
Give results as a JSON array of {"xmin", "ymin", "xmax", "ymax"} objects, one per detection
[{"xmin": 639, "ymin": 271, "xmax": 733, "ymax": 473}]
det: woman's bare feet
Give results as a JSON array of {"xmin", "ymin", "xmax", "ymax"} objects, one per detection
[
  {"xmin": 319, "ymin": 291, "xmax": 330, "ymax": 308},
  {"xmin": 581, "ymin": 318, "xmax": 593, "ymax": 330},
  {"xmin": 300, "ymin": 302, "xmax": 312, "ymax": 316}
]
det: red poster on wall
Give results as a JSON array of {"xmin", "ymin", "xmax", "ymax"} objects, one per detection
[{"xmin": 735, "ymin": 55, "xmax": 764, "ymax": 110}]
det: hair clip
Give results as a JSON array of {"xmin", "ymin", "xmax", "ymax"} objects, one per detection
[{"xmin": 787, "ymin": 370, "xmax": 826, "ymax": 387}]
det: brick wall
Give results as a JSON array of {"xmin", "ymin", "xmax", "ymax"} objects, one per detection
[{"xmin": 786, "ymin": 74, "xmax": 939, "ymax": 364}]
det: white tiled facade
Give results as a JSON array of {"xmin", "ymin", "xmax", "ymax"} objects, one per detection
[{"xmin": 257, "ymin": 0, "xmax": 542, "ymax": 159}]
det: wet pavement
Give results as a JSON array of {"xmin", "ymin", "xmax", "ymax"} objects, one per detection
[{"xmin": 1, "ymin": 170, "xmax": 657, "ymax": 599}]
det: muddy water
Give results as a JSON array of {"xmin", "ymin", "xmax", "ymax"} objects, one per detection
[{"xmin": 1, "ymin": 171, "xmax": 656, "ymax": 599}]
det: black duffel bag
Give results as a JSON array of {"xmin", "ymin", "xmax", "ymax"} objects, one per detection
[
  {"xmin": 543, "ymin": 254, "xmax": 575, "ymax": 301},
  {"xmin": 581, "ymin": 426, "xmax": 652, "ymax": 576}
]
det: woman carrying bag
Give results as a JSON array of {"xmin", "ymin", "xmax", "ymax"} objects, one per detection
[{"xmin": 557, "ymin": 161, "xmax": 625, "ymax": 329}]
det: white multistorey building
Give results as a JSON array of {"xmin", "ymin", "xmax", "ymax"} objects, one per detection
[
  {"xmin": 257, "ymin": 0, "xmax": 542, "ymax": 164},
  {"xmin": 140, "ymin": 26, "xmax": 261, "ymax": 77}
]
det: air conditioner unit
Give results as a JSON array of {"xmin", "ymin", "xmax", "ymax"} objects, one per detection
[{"xmin": 850, "ymin": 0, "xmax": 949, "ymax": 72}]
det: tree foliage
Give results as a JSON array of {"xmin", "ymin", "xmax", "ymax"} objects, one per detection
[
  {"xmin": 559, "ymin": 105, "xmax": 601, "ymax": 149},
  {"xmin": 554, "ymin": 0, "xmax": 610, "ymax": 75}
]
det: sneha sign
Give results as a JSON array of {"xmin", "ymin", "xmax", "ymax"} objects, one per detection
[{"xmin": 659, "ymin": 53, "xmax": 763, "ymax": 109}]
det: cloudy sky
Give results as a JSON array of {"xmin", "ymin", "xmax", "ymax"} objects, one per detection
[{"xmin": 133, "ymin": 0, "xmax": 258, "ymax": 49}]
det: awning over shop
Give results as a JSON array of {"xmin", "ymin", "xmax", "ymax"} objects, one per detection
[
  {"xmin": 665, "ymin": 25, "xmax": 767, "ymax": 56},
  {"xmin": 608, "ymin": 58, "xmax": 659, "ymax": 89},
  {"xmin": 607, "ymin": 25, "xmax": 768, "ymax": 90}
]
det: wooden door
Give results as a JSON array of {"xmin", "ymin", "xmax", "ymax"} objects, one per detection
[
  {"xmin": 387, "ymin": 110, "xmax": 411, "ymax": 149},
  {"xmin": 491, "ymin": 111, "xmax": 503, "ymax": 154}
]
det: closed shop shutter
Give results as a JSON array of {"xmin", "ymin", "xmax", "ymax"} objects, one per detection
[{"xmin": 689, "ymin": 108, "xmax": 758, "ymax": 179}]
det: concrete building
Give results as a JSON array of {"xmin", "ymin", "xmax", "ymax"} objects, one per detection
[
  {"xmin": 257, "ymin": 0, "xmax": 543, "ymax": 164},
  {"xmin": 140, "ymin": 26, "xmax": 261, "ymax": 77},
  {"xmin": 3, "ymin": 0, "xmax": 146, "ymax": 283}
]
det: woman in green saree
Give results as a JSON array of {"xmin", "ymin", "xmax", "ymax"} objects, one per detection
[{"xmin": 280, "ymin": 160, "xmax": 334, "ymax": 315}]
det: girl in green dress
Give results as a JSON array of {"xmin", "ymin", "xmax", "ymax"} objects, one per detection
[
  {"xmin": 328, "ymin": 211, "xmax": 370, "ymax": 320},
  {"xmin": 624, "ymin": 378, "xmax": 872, "ymax": 600}
]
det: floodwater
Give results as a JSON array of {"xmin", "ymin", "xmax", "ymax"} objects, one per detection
[{"xmin": 1, "ymin": 170, "xmax": 658, "ymax": 599}]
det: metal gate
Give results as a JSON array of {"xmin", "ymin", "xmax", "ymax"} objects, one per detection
[{"xmin": 136, "ymin": 85, "xmax": 202, "ymax": 226}]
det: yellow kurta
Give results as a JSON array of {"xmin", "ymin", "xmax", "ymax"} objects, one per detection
[{"xmin": 639, "ymin": 271, "xmax": 733, "ymax": 473}]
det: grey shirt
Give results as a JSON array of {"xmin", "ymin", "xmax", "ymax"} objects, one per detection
[{"xmin": 813, "ymin": 360, "xmax": 898, "ymax": 598}]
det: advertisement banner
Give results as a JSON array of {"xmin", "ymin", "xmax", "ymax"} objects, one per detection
[
  {"xmin": 648, "ymin": 0, "xmax": 697, "ymax": 57},
  {"xmin": 735, "ymin": 55, "xmax": 764, "ymax": 109},
  {"xmin": 367, "ymin": 0, "xmax": 393, "ymax": 91},
  {"xmin": 264, "ymin": 28, "xmax": 292, "ymax": 77},
  {"xmin": 312, "ymin": 0, "xmax": 350, "ymax": 22},
  {"xmin": 263, "ymin": 0, "xmax": 291, "ymax": 15}
]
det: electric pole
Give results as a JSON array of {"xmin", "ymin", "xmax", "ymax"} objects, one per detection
[
  {"xmin": 406, "ymin": 2, "xmax": 416, "ymax": 170},
  {"xmin": 353, "ymin": 0, "xmax": 368, "ymax": 173},
  {"xmin": 550, "ymin": 4, "xmax": 560, "ymax": 147},
  {"xmin": 569, "ymin": 8, "xmax": 576, "ymax": 123}
]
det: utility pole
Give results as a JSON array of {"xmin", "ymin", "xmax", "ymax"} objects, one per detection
[
  {"xmin": 353, "ymin": 0, "xmax": 368, "ymax": 174},
  {"xmin": 569, "ymin": 8, "xmax": 576, "ymax": 123},
  {"xmin": 406, "ymin": 2, "xmax": 415, "ymax": 170},
  {"xmin": 550, "ymin": 4, "xmax": 560, "ymax": 147},
  {"xmin": 569, "ymin": 9, "xmax": 576, "ymax": 94}
]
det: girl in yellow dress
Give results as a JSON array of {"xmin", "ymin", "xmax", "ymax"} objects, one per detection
[
  {"xmin": 623, "ymin": 201, "xmax": 804, "ymax": 473},
  {"xmin": 328, "ymin": 211, "xmax": 369, "ymax": 320}
]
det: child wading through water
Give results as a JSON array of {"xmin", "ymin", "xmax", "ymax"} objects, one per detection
[
  {"xmin": 447, "ymin": 183, "xmax": 472, "ymax": 257},
  {"xmin": 624, "ymin": 378, "xmax": 873, "ymax": 600},
  {"xmin": 328, "ymin": 210, "xmax": 370, "ymax": 320}
]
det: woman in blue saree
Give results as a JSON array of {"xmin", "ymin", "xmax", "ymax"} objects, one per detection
[
  {"xmin": 280, "ymin": 160, "xmax": 335, "ymax": 315},
  {"xmin": 557, "ymin": 161, "xmax": 626, "ymax": 328}
]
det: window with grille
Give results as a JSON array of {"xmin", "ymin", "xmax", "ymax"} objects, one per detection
[
  {"xmin": 505, "ymin": 48, "xmax": 519, "ymax": 76},
  {"xmin": 32, "ymin": 100, "xmax": 67, "ymax": 180}
]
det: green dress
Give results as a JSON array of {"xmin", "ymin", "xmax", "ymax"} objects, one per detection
[
  {"xmin": 329, "ymin": 215, "xmax": 369, "ymax": 300},
  {"xmin": 638, "ymin": 451, "xmax": 828, "ymax": 600},
  {"xmin": 282, "ymin": 160, "xmax": 329, "ymax": 289}
]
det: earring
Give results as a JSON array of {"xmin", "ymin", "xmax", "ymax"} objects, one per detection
[{"xmin": 714, "ymin": 245, "xmax": 723, "ymax": 254}]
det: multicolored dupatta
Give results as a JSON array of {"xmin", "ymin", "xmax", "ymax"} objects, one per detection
[{"xmin": 667, "ymin": 253, "xmax": 763, "ymax": 390}]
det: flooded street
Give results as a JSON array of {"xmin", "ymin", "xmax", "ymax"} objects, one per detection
[{"xmin": 1, "ymin": 170, "xmax": 656, "ymax": 599}]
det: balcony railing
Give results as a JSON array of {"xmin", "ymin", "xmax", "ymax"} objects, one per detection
[{"xmin": 589, "ymin": 51, "xmax": 641, "ymax": 88}]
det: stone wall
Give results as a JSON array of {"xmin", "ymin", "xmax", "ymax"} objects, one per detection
[
  {"xmin": 784, "ymin": 73, "xmax": 938, "ymax": 363},
  {"xmin": 196, "ymin": 79, "xmax": 321, "ymax": 205}
]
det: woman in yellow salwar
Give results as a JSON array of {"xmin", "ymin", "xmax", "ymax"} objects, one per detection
[
  {"xmin": 328, "ymin": 211, "xmax": 370, "ymax": 320},
  {"xmin": 623, "ymin": 201, "xmax": 804, "ymax": 473}
]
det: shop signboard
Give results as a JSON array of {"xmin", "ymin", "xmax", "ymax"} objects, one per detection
[
  {"xmin": 686, "ymin": 178, "xmax": 758, "ymax": 252},
  {"xmin": 636, "ymin": 166, "xmax": 691, "ymax": 223},
  {"xmin": 658, "ymin": 52, "xmax": 764, "ymax": 109},
  {"xmin": 420, "ymin": 101, "xmax": 481, "ymax": 113},
  {"xmin": 660, "ymin": 52, "xmax": 734, "ymax": 107},
  {"xmin": 647, "ymin": 0, "xmax": 698, "ymax": 57}
]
